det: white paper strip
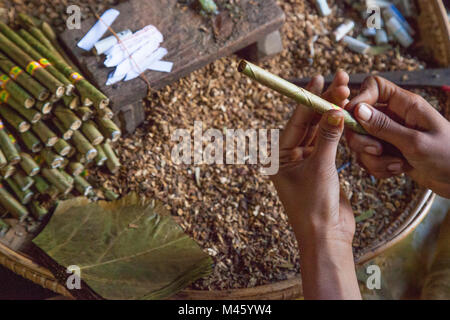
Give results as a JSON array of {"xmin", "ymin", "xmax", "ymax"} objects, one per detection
[
  {"xmin": 94, "ymin": 29, "xmax": 132, "ymax": 55},
  {"xmin": 104, "ymin": 25, "xmax": 163, "ymax": 67},
  {"xmin": 77, "ymin": 9, "xmax": 120, "ymax": 51}
]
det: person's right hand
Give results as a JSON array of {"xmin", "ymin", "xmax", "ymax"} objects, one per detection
[{"xmin": 344, "ymin": 76, "xmax": 450, "ymax": 198}]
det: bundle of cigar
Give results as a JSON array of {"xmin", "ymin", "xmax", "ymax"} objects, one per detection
[{"xmin": 0, "ymin": 13, "xmax": 121, "ymax": 224}]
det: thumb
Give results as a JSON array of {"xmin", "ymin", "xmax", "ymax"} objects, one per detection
[
  {"xmin": 354, "ymin": 103, "xmax": 415, "ymax": 147},
  {"xmin": 312, "ymin": 110, "xmax": 344, "ymax": 162}
]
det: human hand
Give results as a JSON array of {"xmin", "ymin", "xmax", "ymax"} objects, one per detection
[
  {"xmin": 345, "ymin": 76, "xmax": 450, "ymax": 198},
  {"xmin": 271, "ymin": 71, "xmax": 355, "ymax": 247}
]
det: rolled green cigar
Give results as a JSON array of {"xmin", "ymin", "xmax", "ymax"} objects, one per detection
[
  {"xmin": 102, "ymin": 142, "xmax": 121, "ymax": 174},
  {"xmin": 40, "ymin": 21, "xmax": 80, "ymax": 71},
  {"xmin": 0, "ymin": 73, "xmax": 35, "ymax": 108},
  {"xmin": 237, "ymin": 60, "xmax": 367, "ymax": 134},
  {"xmin": 94, "ymin": 145, "xmax": 107, "ymax": 166},
  {"xmin": 0, "ymin": 120, "xmax": 21, "ymax": 163},
  {"xmin": 31, "ymin": 121, "xmax": 58, "ymax": 146},
  {"xmin": 72, "ymin": 130, "xmax": 97, "ymax": 160},
  {"xmin": 18, "ymin": 29, "xmax": 110, "ymax": 109},
  {"xmin": 40, "ymin": 148, "xmax": 64, "ymax": 168},
  {"xmin": 0, "ymin": 91, "xmax": 41, "ymax": 123},
  {"xmin": 32, "ymin": 175, "xmax": 49, "ymax": 193},
  {"xmin": 18, "ymin": 130, "xmax": 42, "ymax": 153},
  {"xmin": 42, "ymin": 168, "xmax": 72, "ymax": 194},
  {"xmin": 0, "ymin": 22, "xmax": 74, "ymax": 95},
  {"xmin": 81, "ymin": 120, "xmax": 104, "ymax": 145},
  {"xmin": 62, "ymin": 95, "xmax": 79, "ymax": 110},
  {"xmin": 5, "ymin": 177, "xmax": 33, "ymax": 204},
  {"xmin": 19, "ymin": 152, "xmax": 40, "ymax": 176},
  {"xmin": 74, "ymin": 175, "xmax": 92, "ymax": 196},
  {"xmin": 96, "ymin": 117, "xmax": 121, "ymax": 142},
  {"xmin": 29, "ymin": 200, "xmax": 48, "ymax": 221},
  {"xmin": 51, "ymin": 117, "xmax": 73, "ymax": 140},
  {"xmin": 0, "ymin": 52, "xmax": 49, "ymax": 101},
  {"xmin": 0, "ymin": 149, "xmax": 6, "ymax": 168},
  {"xmin": 101, "ymin": 187, "xmax": 119, "ymax": 201},
  {"xmin": 52, "ymin": 138, "xmax": 71, "ymax": 156},
  {"xmin": 0, "ymin": 182, "xmax": 28, "ymax": 219},
  {"xmin": 0, "ymin": 104, "xmax": 30, "ymax": 132},
  {"xmin": 59, "ymin": 170, "xmax": 74, "ymax": 186},
  {"xmin": 75, "ymin": 153, "xmax": 86, "ymax": 164},
  {"xmin": 75, "ymin": 106, "xmax": 93, "ymax": 121},
  {"xmin": 12, "ymin": 170, "xmax": 34, "ymax": 191},
  {"xmin": 67, "ymin": 162, "xmax": 84, "ymax": 176},
  {"xmin": 98, "ymin": 107, "xmax": 114, "ymax": 120},
  {"xmin": 53, "ymin": 104, "xmax": 81, "ymax": 130},
  {"xmin": 35, "ymin": 101, "xmax": 52, "ymax": 114},
  {"xmin": 0, "ymin": 32, "xmax": 64, "ymax": 97}
]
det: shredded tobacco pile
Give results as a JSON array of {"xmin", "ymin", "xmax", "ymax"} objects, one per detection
[{"xmin": 2, "ymin": 0, "xmax": 445, "ymax": 290}]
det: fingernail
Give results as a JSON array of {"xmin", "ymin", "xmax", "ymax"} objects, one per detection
[
  {"xmin": 328, "ymin": 113, "xmax": 343, "ymax": 126},
  {"xmin": 356, "ymin": 103, "xmax": 372, "ymax": 121},
  {"xmin": 387, "ymin": 162, "xmax": 403, "ymax": 173},
  {"xmin": 364, "ymin": 146, "xmax": 380, "ymax": 156}
]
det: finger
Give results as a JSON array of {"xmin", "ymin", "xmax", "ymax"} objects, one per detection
[
  {"xmin": 358, "ymin": 153, "xmax": 405, "ymax": 178},
  {"xmin": 280, "ymin": 75, "xmax": 324, "ymax": 149},
  {"xmin": 345, "ymin": 130, "xmax": 383, "ymax": 156},
  {"xmin": 322, "ymin": 70, "xmax": 351, "ymax": 106},
  {"xmin": 312, "ymin": 109, "xmax": 345, "ymax": 163},
  {"xmin": 353, "ymin": 102, "xmax": 416, "ymax": 149}
]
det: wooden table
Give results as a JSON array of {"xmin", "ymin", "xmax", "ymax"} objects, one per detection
[{"xmin": 60, "ymin": 0, "xmax": 285, "ymax": 133}]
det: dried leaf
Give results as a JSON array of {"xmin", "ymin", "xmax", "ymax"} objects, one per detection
[{"xmin": 33, "ymin": 193, "xmax": 212, "ymax": 300}]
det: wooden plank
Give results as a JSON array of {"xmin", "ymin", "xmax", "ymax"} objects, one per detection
[{"xmin": 60, "ymin": 0, "xmax": 285, "ymax": 110}]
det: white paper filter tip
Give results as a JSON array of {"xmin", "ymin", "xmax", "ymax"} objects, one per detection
[{"xmin": 77, "ymin": 9, "xmax": 120, "ymax": 51}]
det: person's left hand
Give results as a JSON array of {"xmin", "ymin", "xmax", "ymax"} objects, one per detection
[{"xmin": 271, "ymin": 71, "xmax": 355, "ymax": 247}]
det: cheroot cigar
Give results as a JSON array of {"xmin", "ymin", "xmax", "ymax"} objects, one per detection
[
  {"xmin": 35, "ymin": 101, "xmax": 52, "ymax": 114},
  {"xmin": 41, "ymin": 168, "xmax": 72, "ymax": 194},
  {"xmin": 94, "ymin": 145, "xmax": 107, "ymax": 166},
  {"xmin": 18, "ymin": 130, "xmax": 42, "ymax": 153},
  {"xmin": 0, "ymin": 182, "xmax": 28, "ymax": 219},
  {"xmin": 102, "ymin": 141, "xmax": 120, "ymax": 174},
  {"xmin": 18, "ymin": 29, "xmax": 110, "ymax": 109},
  {"xmin": 0, "ymin": 73, "xmax": 35, "ymax": 108},
  {"xmin": 0, "ymin": 104, "xmax": 30, "ymax": 132},
  {"xmin": 81, "ymin": 120, "xmax": 104, "ymax": 145},
  {"xmin": 40, "ymin": 148, "xmax": 64, "ymax": 168},
  {"xmin": 67, "ymin": 162, "xmax": 84, "ymax": 177},
  {"xmin": 31, "ymin": 121, "xmax": 58, "ymax": 146},
  {"xmin": 0, "ymin": 164, "xmax": 16, "ymax": 179},
  {"xmin": 0, "ymin": 120, "xmax": 21, "ymax": 163},
  {"xmin": 53, "ymin": 104, "xmax": 81, "ymax": 130},
  {"xmin": 72, "ymin": 130, "xmax": 97, "ymax": 160},
  {"xmin": 0, "ymin": 22, "xmax": 74, "ymax": 95},
  {"xmin": 29, "ymin": 200, "xmax": 47, "ymax": 221},
  {"xmin": 52, "ymin": 138, "xmax": 71, "ymax": 156},
  {"xmin": 74, "ymin": 175, "xmax": 92, "ymax": 196},
  {"xmin": 75, "ymin": 106, "xmax": 93, "ymax": 121},
  {"xmin": 0, "ymin": 91, "xmax": 41, "ymax": 123},
  {"xmin": 12, "ymin": 170, "xmax": 34, "ymax": 191},
  {"xmin": 0, "ymin": 149, "xmax": 6, "ymax": 168},
  {"xmin": 32, "ymin": 175, "xmax": 49, "ymax": 193},
  {"xmin": 51, "ymin": 117, "xmax": 73, "ymax": 140},
  {"xmin": 0, "ymin": 31, "xmax": 64, "ymax": 97},
  {"xmin": 237, "ymin": 60, "xmax": 367, "ymax": 134},
  {"xmin": 19, "ymin": 152, "xmax": 40, "ymax": 176}
]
